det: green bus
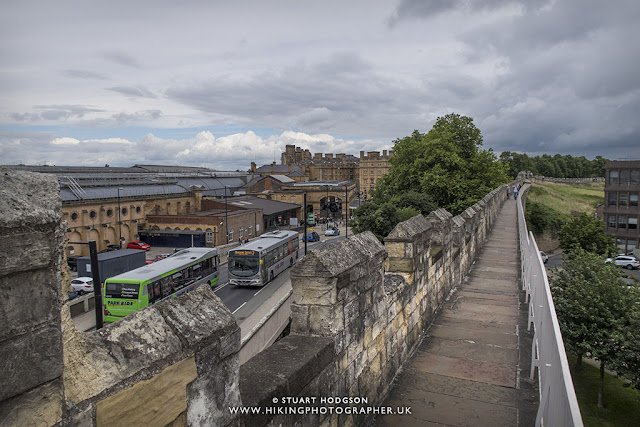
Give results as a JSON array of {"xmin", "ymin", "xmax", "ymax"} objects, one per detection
[{"xmin": 103, "ymin": 247, "xmax": 220, "ymax": 323}]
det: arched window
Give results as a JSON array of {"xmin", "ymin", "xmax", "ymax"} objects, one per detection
[
  {"xmin": 89, "ymin": 210, "xmax": 97, "ymax": 219},
  {"xmin": 107, "ymin": 209, "xmax": 114, "ymax": 217},
  {"xmin": 71, "ymin": 212, "xmax": 79, "ymax": 221}
]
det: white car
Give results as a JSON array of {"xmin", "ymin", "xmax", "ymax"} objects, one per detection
[
  {"xmin": 539, "ymin": 251, "xmax": 549, "ymax": 263},
  {"xmin": 71, "ymin": 277, "xmax": 94, "ymax": 294},
  {"xmin": 605, "ymin": 255, "xmax": 640, "ymax": 270},
  {"xmin": 324, "ymin": 227, "xmax": 340, "ymax": 236}
]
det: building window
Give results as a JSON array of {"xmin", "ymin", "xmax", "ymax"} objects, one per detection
[
  {"xmin": 621, "ymin": 170, "xmax": 630, "ymax": 185},
  {"xmin": 620, "ymin": 193, "xmax": 628, "ymax": 207},
  {"xmin": 609, "ymin": 170, "xmax": 619, "ymax": 184},
  {"xmin": 249, "ymin": 224, "xmax": 253, "ymax": 236},
  {"xmin": 631, "ymin": 171, "xmax": 639, "ymax": 185},
  {"xmin": 239, "ymin": 226, "xmax": 244, "ymax": 240},
  {"xmin": 629, "ymin": 218, "xmax": 638, "ymax": 230},
  {"xmin": 122, "ymin": 207, "xmax": 128, "ymax": 216},
  {"xmin": 206, "ymin": 229, "xmax": 213, "ymax": 243},
  {"xmin": 630, "ymin": 194, "xmax": 638, "ymax": 207},
  {"xmin": 71, "ymin": 212, "xmax": 79, "ymax": 221},
  {"xmin": 136, "ymin": 206, "xmax": 141, "ymax": 214},
  {"xmin": 107, "ymin": 208, "xmax": 114, "ymax": 217},
  {"xmin": 608, "ymin": 215, "xmax": 616, "ymax": 228},
  {"xmin": 618, "ymin": 216, "xmax": 626, "ymax": 229},
  {"xmin": 228, "ymin": 228, "xmax": 234, "ymax": 242},
  {"xmin": 608, "ymin": 193, "xmax": 617, "ymax": 206},
  {"xmin": 89, "ymin": 210, "xmax": 97, "ymax": 219}
]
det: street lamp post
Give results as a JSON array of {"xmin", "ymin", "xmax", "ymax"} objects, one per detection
[
  {"xmin": 224, "ymin": 186, "xmax": 229, "ymax": 244},
  {"xmin": 344, "ymin": 183, "xmax": 348, "ymax": 238},
  {"xmin": 117, "ymin": 187, "xmax": 123, "ymax": 248}
]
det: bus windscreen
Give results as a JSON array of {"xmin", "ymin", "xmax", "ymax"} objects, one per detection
[
  {"xmin": 229, "ymin": 255, "xmax": 260, "ymax": 277},
  {"xmin": 105, "ymin": 282, "xmax": 140, "ymax": 299}
]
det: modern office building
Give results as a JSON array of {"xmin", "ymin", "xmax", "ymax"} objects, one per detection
[{"xmin": 603, "ymin": 160, "xmax": 640, "ymax": 256}]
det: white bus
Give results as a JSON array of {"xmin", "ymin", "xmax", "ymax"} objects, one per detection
[{"xmin": 228, "ymin": 230, "xmax": 300, "ymax": 286}]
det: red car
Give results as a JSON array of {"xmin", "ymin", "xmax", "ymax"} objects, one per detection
[{"xmin": 127, "ymin": 241, "xmax": 151, "ymax": 251}]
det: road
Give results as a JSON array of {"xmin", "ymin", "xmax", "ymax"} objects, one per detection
[
  {"xmin": 72, "ymin": 230, "xmax": 350, "ymax": 330},
  {"xmin": 544, "ymin": 252, "xmax": 640, "ymax": 284}
]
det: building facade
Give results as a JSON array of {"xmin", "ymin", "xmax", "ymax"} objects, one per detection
[
  {"xmin": 603, "ymin": 160, "xmax": 640, "ymax": 256},
  {"xmin": 359, "ymin": 150, "xmax": 392, "ymax": 200}
]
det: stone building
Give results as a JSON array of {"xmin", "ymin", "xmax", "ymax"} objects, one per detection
[
  {"xmin": 603, "ymin": 160, "xmax": 640, "ymax": 255},
  {"xmin": 3, "ymin": 165, "xmax": 248, "ymax": 256},
  {"xmin": 281, "ymin": 144, "xmax": 312, "ymax": 165},
  {"xmin": 359, "ymin": 150, "xmax": 392, "ymax": 200},
  {"xmin": 261, "ymin": 145, "xmax": 360, "ymax": 184}
]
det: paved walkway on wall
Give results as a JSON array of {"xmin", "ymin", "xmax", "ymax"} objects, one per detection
[{"xmin": 378, "ymin": 198, "xmax": 537, "ymax": 426}]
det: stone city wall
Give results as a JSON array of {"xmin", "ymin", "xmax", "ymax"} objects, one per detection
[
  {"xmin": 238, "ymin": 183, "xmax": 510, "ymax": 426},
  {"xmin": 0, "ymin": 166, "xmax": 517, "ymax": 426},
  {"xmin": 518, "ymin": 171, "xmax": 604, "ymax": 184}
]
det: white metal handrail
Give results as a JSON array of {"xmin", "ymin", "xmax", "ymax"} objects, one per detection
[{"xmin": 517, "ymin": 184, "xmax": 583, "ymax": 427}]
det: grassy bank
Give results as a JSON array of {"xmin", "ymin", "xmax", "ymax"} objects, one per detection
[
  {"xmin": 527, "ymin": 182, "xmax": 605, "ymax": 216},
  {"xmin": 567, "ymin": 355, "xmax": 640, "ymax": 426},
  {"xmin": 525, "ymin": 182, "xmax": 604, "ymax": 251}
]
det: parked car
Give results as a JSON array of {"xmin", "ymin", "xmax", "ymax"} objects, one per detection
[
  {"xmin": 67, "ymin": 256, "xmax": 78, "ymax": 272},
  {"xmin": 127, "ymin": 241, "xmax": 151, "ymax": 251},
  {"xmin": 325, "ymin": 227, "xmax": 340, "ymax": 236},
  {"xmin": 539, "ymin": 251, "xmax": 549, "ymax": 264},
  {"xmin": 605, "ymin": 255, "xmax": 640, "ymax": 270},
  {"xmin": 99, "ymin": 244, "xmax": 121, "ymax": 253},
  {"xmin": 68, "ymin": 289, "xmax": 79, "ymax": 300},
  {"xmin": 71, "ymin": 277, "xmax": 94, "ymax": 294},
  {"xmin": 302, "ymin": 231, "xmax": 321, "ymax": 242}
]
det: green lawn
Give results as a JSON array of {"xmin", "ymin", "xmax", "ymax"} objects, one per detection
[
  {"xmin": 528, "ymin": 182, "xmax": 604, "ymax": 216},
  {"xmin": 567, "ymin": 355, "xmax": 640, "ymax": 426}
]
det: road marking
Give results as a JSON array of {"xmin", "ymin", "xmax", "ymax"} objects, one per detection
[
  {"xmin": 232, "ymin": 301, "xmax": 247, "ymax": 314},
  {"xmin": 214, "ymin": 282, "xmax": 229, "ymax": 293},
  {"xmin": 254, "ymin": 281, "xmax": 272, "ymax": 296}
]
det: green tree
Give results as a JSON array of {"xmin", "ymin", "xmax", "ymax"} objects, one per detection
[
  {"xmin": 380, "ymin": 113, "xmax": 508, "ymax": 216},
  {"xmin": 550, "ymin": 249, "xmax": 639, "ymax": 406},
  {"xmin": 558, "ymin": 212, "xmax": 615, "ymax": 255}
]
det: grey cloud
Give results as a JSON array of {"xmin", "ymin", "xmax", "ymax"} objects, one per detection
[
  {"xmin": 103, "ymin": 51, "xmax": 141, "ymax": 68},
  {"xmin": 165, "ymin": 52, "xmax": 425, "ymax": 138},
  {"xmin": 110, "ymin": 110, "xmax": 162, "ymax": 124},
  {"xmin": 107, "ymin": 86, "xmax": 157, "ymax": 98},
  {"xmin": 62, "ymin": 69, "xmax": 108, "ymax": 80},
  {"xmin": 10, "ymin": 105, "xmax": 105, "ymax": 122}
]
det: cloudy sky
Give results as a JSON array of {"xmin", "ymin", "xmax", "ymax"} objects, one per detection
[{"xmin": 1, "ymin": 0, "xmax": 639, "ymax": 170}]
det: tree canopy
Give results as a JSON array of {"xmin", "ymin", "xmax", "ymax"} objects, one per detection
[
  {"xmin": 379, "ymin": 113, "xmax": 508, "ymax": 215},
  {"xmin": 558, "ymin": 212, "xmax": 615, "ymax": 256},
  {"xmin": 499, "ymin": 152, "xmax": 608, "ymax": 179},
  {"xmin": 352, "ymin": 113, "xmax": 508, "ymax": 239},
  {"xmin": 550, "ymin": 249, "xmax": 640, "ymax": 404}
]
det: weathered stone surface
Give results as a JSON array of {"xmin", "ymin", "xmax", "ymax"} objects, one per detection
[
  {"xmin": 0, "ymin": 324, "xmax": 64, "ymax": 402},
  {"xmin": 96, "ymin": 357, "xmax": 197, "ymax": 427},
  {"xmin": 0, "ymin": 168, "xmax": 65, "ymax": 404},
  {"xmin": 239, "ymin": 335, "xmax": 334, "ymax": 425},
  {"xmin": 0, "ymin": 379, "xmax": 62, "ymax": 426}
]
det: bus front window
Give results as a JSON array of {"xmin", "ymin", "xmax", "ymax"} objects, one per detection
[{"xmin": 229, "ymin": 256, "xmax": 260, "ymax": 277}]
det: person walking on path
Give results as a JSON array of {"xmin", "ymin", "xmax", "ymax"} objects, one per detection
[{"xmin": 513, "ymin": 185, "xmax": 519, "ymax": 199}]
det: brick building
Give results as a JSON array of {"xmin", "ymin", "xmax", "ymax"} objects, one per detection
[
  {"xmin": 359, "ymin": 150, "xmax": 392, "ymax": 199},
  {"xmin": 603, "ymin": 160, "xmax": 640, "ymax": 256}
]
